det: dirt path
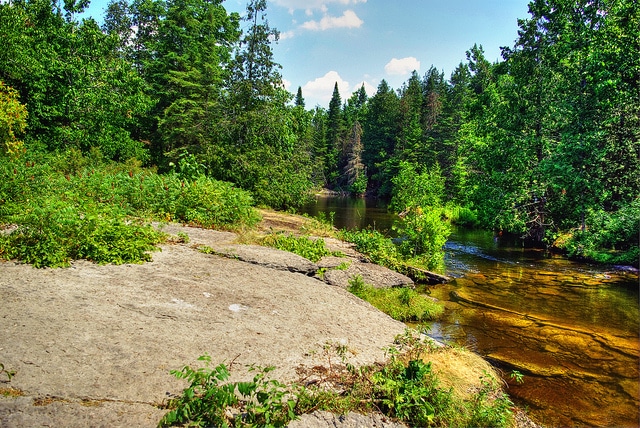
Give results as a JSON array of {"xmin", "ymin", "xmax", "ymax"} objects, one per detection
[{"xmin": 0, "ymin": 223, "xmax": 409, "ymax": 427}]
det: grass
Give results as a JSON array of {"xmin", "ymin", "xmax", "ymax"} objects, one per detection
[{"xmin": 347, "ymin": 275, "xmax": 444, "ymax": 322}]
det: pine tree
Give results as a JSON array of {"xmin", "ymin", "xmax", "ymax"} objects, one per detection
[
  {"xmin": 325, "ymin": 82, "xmax": 344, "ymax": 187},
  {"xmin": 294, "ymin": 86, "xmax": 305, "ymax": 108},
  {"xmin": 362, "ymin": 79, "xmax": 400, "ymax": 197}
]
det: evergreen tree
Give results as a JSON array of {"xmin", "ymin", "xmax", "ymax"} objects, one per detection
[
  {"xmin": 396, "ymin": 71, "xmax": 424, "ymax": 165},
  {"xmin": 325, "ymin": 82, "xmax": 344, "ymax": 187},
  {"xmin": 294, "ymin": 86, "xmax": 305, "ymax": 108},
  {"xmin": 362, "ymin": 79, "xmax": 400, "ymax": 197}
]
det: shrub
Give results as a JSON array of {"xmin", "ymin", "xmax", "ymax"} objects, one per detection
[
  {"xmin": 339, "ymin": 229, "xmax": 403, "ymax": 271},
  {"xmin": 0, "ymin": 150, "xmax": 260, "ymax": 267},
  {"xmin": 261, "ymin": 232, "xmax": 341, "ymax": 262},
  {"xmin": 0, "ymin": 197, "xmax": 164, "ymax": 268},
  {"xmin": 560, "ymin": 200, "xmax": 640, "ymax": 266},
  {"xmin": 159, "ymin": 354, "xmax": 298, "ymax": 428},
  {"xmin": 393, "ymin": 207, "xmax": 451, "ymax": 272}
]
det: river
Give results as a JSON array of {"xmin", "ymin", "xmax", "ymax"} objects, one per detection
[{"xmin": 300, "ymin": 195, "xmax": 640, "ymax": 427}]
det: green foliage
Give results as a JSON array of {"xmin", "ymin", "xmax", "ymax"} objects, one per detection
[
  {"xmin": 0, "ymin": 1, "xmax": 152, "ymax": 160},
  {"xmin": 444, "ymin": 205, "xmax": 479, "ymax": 228},
  {"xmin": 468, "ymin": 373, "xmax": 516, "ymax": 428},
  {"xmin": 558, "ymin": 199, "xmax": 640, "ymax": 266},
  {"xmin": 159, "ymin": 355, "xmax": 238, "ymax": 427},
  {"xmin": 347, "ymin": 276, "xmax": 444, "ymax": 322},
  {"xmin": 159, "ymin": 354, "xmax": 297, "ymax": 427},
  {"xmin": 0, "ymin": 363, "xmax": 15, "ymax": 382},
  {"xmin": 388, "ymin": 162, "xmax": 451, "ymax": 271},
  {"xmin": 162, "ymin": 334, "xmax": 516, "ymax": 428},
  {"xmin": 168, "ymin": 150, "xmax": 206, "ymax": 182},
  {"xmin": 509, "ymin": 370, "xmax": 524, "ymax": 384},
  {"xmin": 0, "ymin": 196, "xmax": 164, "ymax": 268},
  {"xmin": 339, "ymin": 229, "xmax": 404, "ymax": 272},
  {"xmin": 393, "ymin": 207, "xmax": 451, "ymax": 272},
  {"xmin": 0, "ymin": 150, "xmax": 259, "ymax": 267},
  {"xmin": 261, "ymin": 232, "xmax": 341, "ymax": 263},
  {"xmin": 390, "ymin": 162, "xmax": 445, "ymax": 212},
  {"xmin": 372, "ymin": 359, "xmax": 451, "ymax": 425},
  {"xmin": 0, "ymin": 81, "xmax": 27, "ymax": 159}
]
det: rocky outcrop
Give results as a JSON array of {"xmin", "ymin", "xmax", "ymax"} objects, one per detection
[
  {"xmin": 211, "ymin": 244, "xmax": 319, "ymax": 276},
  {"xmin": 319, "ymin": 257, "xmax": 415, "ymax": 289}
]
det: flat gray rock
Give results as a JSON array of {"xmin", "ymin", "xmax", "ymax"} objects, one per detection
[
  {"xmin": 322, "ymin": 260, "xmax": 414, "ymax": 289},
  {"xmin": 212, "ymin": 244, "xmax": 319, "ymax": 275},
  {"xmin": 0, "ymin": 225, "xmax": 408, "ymax": 427}
]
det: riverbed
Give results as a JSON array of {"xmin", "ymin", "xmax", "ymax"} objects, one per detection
[{"xmin": 300, "ymin": 195, "xmax": 640, "ymax": 427}]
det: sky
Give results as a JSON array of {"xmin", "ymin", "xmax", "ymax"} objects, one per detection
[{"xmin": 82, "ymin": 0, "xmax": 533, "ymax": 108}]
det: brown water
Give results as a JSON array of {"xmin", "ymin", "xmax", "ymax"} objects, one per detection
[
  {"xmin": 430, "ymin": 228, "xmax": 640, "ymax": 427},
  {"xmin": 300, "ymin": 196, "xmax": 640, "ymax": 427}
]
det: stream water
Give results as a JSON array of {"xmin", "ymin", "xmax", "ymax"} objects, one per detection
[{"xmin": 300, "ymin": 195, "xmax": 640, "ymax": 427}]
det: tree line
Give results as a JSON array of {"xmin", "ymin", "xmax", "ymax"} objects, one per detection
[{"xmin": 1, "ymin": 0, "xmax": 638, "ymax": 263}]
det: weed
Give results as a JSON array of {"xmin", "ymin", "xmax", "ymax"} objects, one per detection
[
  {"xmin": 158, "ymin": 354, "xmax": 298, "ymax": 427},
  {"xmin": 509, "ymin": 370, "xmax": 524, "ymax": 384},
  {"xmin": 0, "ymin": 363, "xmax": 15, "ymax": 382},
  {"xmin": 198, "ymin": 245, "xmax": 216, "ymax": 255},
  {"xmin": 162, "ymin": 335, "xmax": 517, "ymax": 428},
  {"xmin": 335, "ymin": 261, "xmax": 351, "ymax": 270}
]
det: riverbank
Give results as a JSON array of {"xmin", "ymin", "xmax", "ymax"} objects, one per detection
[{"xmin": 0, "ymin": 211, "xmax": 537, "ymax": 427}]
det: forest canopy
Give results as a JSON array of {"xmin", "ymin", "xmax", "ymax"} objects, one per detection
[{"xmin": 0, "ymin": 0, "xmax": 638, "ymax": 265}]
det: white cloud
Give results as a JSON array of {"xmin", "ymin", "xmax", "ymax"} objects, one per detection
[
  {"xmin": 384, "ymin": 57, "xmax": 421, "ymax": 76},
  {"xmin": 272, "ymin": 0, "xmax": 367, "ymax": 14},
  {"xmin": 279, "ymin": 30, "xmax": 295, "ymax": 40},
  {"xmin": 354, "ymin": 80, "xmax": 376, "ymax": 97},
  {"xmin": 301, "ymin": 10, "xmax": 363, "ymax": 31},
  {"xmin": 281, "ymin": 78, "xmax": 292, "ymax": 91},
  {"xmin": 302, "ymin": 71, "xmax": 350, "ymax": 106}
]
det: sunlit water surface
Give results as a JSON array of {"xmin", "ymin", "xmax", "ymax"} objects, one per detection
[{"xmin": 300, "ymin": 195, "xmax": 640, "ymax": 427}]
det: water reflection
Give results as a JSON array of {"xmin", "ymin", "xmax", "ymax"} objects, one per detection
[{"xmin": 300, "ymin": 194, "xmax": 396, "ymax": 233}]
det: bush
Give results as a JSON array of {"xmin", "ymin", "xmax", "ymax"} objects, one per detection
[
  {"xmin": 0, "ymin": 198, "xmax": 164, "ymax": 268},
  {"xmin": 393, "ymin": 207, "xmax": 451, "ymax": 272},
  {"xmin": 0, "ymin": 150, "xmax": 260, "ymax": 267},
  {"xmin": 261, "ymin": 232, "xmax": 341, "ymax": 262},
  {"xmin": 339, "ymin": 228, "xmax": 404, "ymax": 271},
  {"xmin": 560, "ymin": 200, "xmax": 640, "ymax": 266}
]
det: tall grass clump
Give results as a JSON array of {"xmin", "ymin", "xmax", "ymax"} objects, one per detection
[{"xmin": 347, "ymin": 275, "xmax": 443, "ymax": 322}]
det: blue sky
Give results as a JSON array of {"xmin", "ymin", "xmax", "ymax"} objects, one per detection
[{"xmin": 83, "ymin": 0, "xmax": 532, "ymax": 108}]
